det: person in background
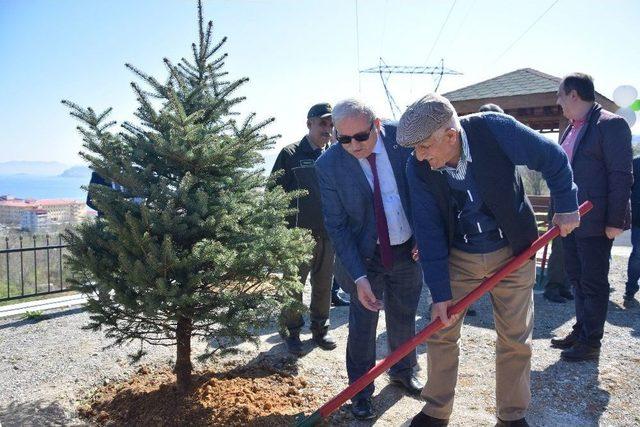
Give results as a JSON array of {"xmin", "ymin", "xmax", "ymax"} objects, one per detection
[
  {"xmin": 270, "ymin": 102, "xmax": 337, "ymax": 356},
  {"xmin": 331, "ymin": 278, "xmax": 350, "ymax": 306},
  {"xmin": 551, "ymin": 73, "xmax": 633, "ymax": 362},
  {"xmin": 624, "ymin": 155, "xmax": 640, "ymax": 304}
]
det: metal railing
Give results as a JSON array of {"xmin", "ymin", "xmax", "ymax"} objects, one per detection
[{"xmin": 1, "ymin": 235, "xmax": 71, "ymax": 302}]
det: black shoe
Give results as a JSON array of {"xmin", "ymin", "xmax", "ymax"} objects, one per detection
[
  {"xmin": 550, "ymin": 333, "xmax": 577, "ymax": 349},
  {"xmin": 389, "ymin": 373, "xmax": 424, "ymax": 396},
  {"xmin": 285, "ymin": 334, "xmax": 304, "ymax": 356},
  {"xmin": 409, "ymin": 411, "xmax": 449, "ymax": 426},
  {"xmin": 559, "ymin": 288, "xmax": 574, "ymax": 300},
  {"xmin": 543, "ymin": 290, "xmax": 567, "ymax": 303},
  {"xmin": 496, "ymin": 417, "xmax": 529, "ymax": 427},
  {"xmin": 466, "ymin": 305, "xmax": 477, "ymax": 316},
  {"xmin": 312, "ymin": 331, "xmax": 337, "ymax": 350},
  {"xmin": 331, "ymin": 292, "xmax": 350, "ymax": 306},
  {"xmin": 561, "ymin": 342, "xmax": 600, "ymax": 362},
  {"xmin": 624, "ymin": 292, "xmax": 637, "ymax": 302},
  {"xmin": 350, "ymin": 397, "xmax": 376, "ymax": 420}
]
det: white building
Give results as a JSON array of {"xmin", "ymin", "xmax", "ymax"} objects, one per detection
[{"xmin": 0, "ymin": 196, "xmax": 85, "ymax": 230}]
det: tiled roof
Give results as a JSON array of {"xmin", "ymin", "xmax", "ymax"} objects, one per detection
[
  {"xmin": 0, "ymin": 198, "xmax": 81, "ymax": 208},
  {"xmin": 443, "ymin": 68, "xmax": 562, "ymax": 101}
]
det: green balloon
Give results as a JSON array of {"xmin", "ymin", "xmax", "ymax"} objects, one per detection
[{"xmin": 631, "ymin": 100, "xmax": 640, "ymax": 112}]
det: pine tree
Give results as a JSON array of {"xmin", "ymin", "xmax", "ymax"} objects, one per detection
[{"xmin": 63, "ymin": 1, "xmax": 313, "ymax": 393}]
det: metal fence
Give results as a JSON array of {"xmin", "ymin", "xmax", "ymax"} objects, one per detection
[{"xmin": 0, "ymin": 235, "xmax": 71, "ymax": 302}]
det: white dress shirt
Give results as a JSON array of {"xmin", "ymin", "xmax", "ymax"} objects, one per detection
[{"xmin": 358, "ymin": 130, "xmax": 412, "ymax": 246}]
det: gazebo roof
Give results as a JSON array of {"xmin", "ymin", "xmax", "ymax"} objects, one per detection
[
  {"xmin": 441, "ymin": 68, "xmax": 617, "ymax": 133},
  {"xmin": 444, "ymin": 68, "xmax": 561, "ymax": 101}
]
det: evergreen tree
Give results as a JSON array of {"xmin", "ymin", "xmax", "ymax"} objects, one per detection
[{"xmin": 63, "ymin": 1, "xmax": 313, "ymax": 393}]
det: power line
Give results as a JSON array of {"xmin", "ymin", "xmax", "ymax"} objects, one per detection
[
  {"xmin": 379, "ymin": 0, "xmax": 390, "ymax": 58},
  {"xmin": 422, "ymin": 0, "xmax": 458, "ymax": 70},
  {"xmin": 355, "ymin": 0, "xmax": 361, "ymax": 94},
  {"xmin": 493, "ymin": 0, "xmax": 560, "ymax": 64}
]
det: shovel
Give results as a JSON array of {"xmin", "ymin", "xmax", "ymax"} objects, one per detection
[{"xmin": 295, "ymin": 200, "xmax": 592, "ymax": 426}]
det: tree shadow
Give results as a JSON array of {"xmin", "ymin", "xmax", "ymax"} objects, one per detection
[
  {"xmin": 529, "ymin": 359, "xmax": 609, "ymax": 426},
  {"xmin": 0, "ymin": 399, "xmax": 73, "ymax": 426},
  {"xmin": 0, "ymin": 307, "xmax": 84, "ymax": 330}
]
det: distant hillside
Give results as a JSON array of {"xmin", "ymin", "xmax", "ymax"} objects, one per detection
[
  {"xmin": 0, "ymin": 161, "xmax": 69, "ymax": 176},
  {"xmin": 59, "ymin": 166, "xmax": 92, "ymax": 178}
]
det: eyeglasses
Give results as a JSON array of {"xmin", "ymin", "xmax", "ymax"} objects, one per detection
[{"xmin": 335, "ymin": 122, "xmax": 374, "ymax": 144}]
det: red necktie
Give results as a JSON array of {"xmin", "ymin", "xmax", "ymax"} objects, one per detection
[{"xmin": 367, "ymin": 153, "xmax": 393, "ymax": 269}]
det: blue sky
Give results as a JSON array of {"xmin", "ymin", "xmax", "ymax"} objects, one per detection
[{"xmin": 1, "ymin": 0, "xmax": 639, "ymax": 169}]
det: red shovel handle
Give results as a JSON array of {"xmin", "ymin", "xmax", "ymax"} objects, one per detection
[{"xmin": 297, "ymin": 201, "xmax": 592, "ymax": 426}]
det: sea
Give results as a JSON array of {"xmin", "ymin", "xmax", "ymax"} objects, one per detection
[{"xmin": 0, "ymin": 175, "xmax": 89, "ymax": 202}]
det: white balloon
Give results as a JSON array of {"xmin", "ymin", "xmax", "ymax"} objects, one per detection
[
  {"xmin": 613, "ymin": 85, "xmax": 638, "ymax": 107},
  {"xmin": 616, "ymin": 107, "xmax": 637, "ymax": 127}
]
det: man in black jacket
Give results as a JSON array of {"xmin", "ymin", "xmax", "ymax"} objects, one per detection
[
  {"xmin": 551, "ymin": 73, "xmax": 633, "ymax": 361},
  {"xmin": 625, "ymin": 155, "xmax": 640, "ymax": 303},
  {"xmin": 270, "ymin": 103, "xmax": 337, "ymax": 355}
]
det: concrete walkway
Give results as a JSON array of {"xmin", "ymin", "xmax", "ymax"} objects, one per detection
[{"xmin": 0, "ymin": 293, "xmax": 87, "ymax": 319}]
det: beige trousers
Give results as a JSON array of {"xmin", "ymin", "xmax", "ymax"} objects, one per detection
[{"xmin": 421, "ymin": 246, "xmax": 535, "ymax": 421}]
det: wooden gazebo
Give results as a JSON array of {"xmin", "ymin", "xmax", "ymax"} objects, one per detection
[{"xmin": 442, "ymin": 68, "xmax": 617, "ymax": 135}]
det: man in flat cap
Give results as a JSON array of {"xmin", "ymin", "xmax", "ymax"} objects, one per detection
[
  {"xmin": 398, "ymin": 93, "xmax": 580, "ymax": 427},
  {"xmin": 270, "ymin": 102, "xmax": 337, "ymax": 356},
  {"xmin": 315, "ymin": 98, "xmax": 423, "ymax": 420}
]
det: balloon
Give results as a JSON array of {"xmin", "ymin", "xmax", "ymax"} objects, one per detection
[
  {"xmin": 615, "ymin": 107, "xmax": 637, "ymax": 127},
  {"xmin": 613, "ymin": 85, "xmax": 638, "ymax": 107},
  {"xmin": 631, "ymin": 99, "xmax": 640, "ymax": 112}
]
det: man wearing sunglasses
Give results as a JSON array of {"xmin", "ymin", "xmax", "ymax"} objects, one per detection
[
  {"xmin": 270, "ymin": 102, "xmax": 337, "ymax": 356},
  {"xmin": 315, "ymin": 99, "xmax": 423, "ymax": 420},
  {"xmin": 398, "ymin": 93, "xmax": 580, "ymax": 427}
]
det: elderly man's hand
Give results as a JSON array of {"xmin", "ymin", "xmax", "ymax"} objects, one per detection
[
  {"xmin": 552, "ymin": 211, "xmax": 580, "ymax": 237},
  {"xmin": 605, "ymin": 226, "xmax": 624, "ymax": 240},
  {"xmin": 431, "ymin": 300, "xmax": 459, "ymax": 327}
]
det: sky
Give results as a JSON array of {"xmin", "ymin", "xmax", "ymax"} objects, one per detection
[{"xmin": 1, "ymin": 0, "xmax": 639, "ymax": 170}]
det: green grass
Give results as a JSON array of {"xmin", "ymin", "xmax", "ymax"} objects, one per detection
[{"xmin": 21, "ymin": 310, "xmax": 46, "ymax": 320}]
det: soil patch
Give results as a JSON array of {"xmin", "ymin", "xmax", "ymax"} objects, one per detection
[{"xmin": 78, "ymin": 358, "xmax": 329, "ymax": 426}]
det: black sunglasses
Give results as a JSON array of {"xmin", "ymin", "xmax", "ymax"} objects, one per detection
[{"xmin": 335, "ymin": 122, "xmax": 374, "ymax": 144}]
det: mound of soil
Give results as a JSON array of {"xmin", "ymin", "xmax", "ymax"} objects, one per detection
[{"xmin": 78, "ymin": 359, "xmax": 329, "ymax": 426}]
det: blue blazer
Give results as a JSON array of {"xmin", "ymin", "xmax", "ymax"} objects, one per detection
[{"xmin": 315, "ymin": 123, "xmax": 414, "ymax": 292}]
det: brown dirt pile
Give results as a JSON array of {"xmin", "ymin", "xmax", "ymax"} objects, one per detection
[{"xmin": 78, "ymin": 361, "xmax": 328, "ymax": 426}]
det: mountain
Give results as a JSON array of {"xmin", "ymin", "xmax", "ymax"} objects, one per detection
[
  {"xmin": 59, "ymin": 166, "xmax": 92, "ymax": 178},
  {"xmin": 0, "ymin": 161, "xmax": 69, "ymax": 176}
]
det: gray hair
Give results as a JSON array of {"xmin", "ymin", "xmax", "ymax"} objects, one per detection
[
  {"xmin": 397, "ymin": 93, "xmax": 460, "ymax": 147},
  {"xmin": 332, "ymin": 98, "xmax": 376, "ymax": 126}
]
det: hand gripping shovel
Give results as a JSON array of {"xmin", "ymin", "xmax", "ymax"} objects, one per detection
[{"xmin": 296, "ymin": 201, "xmax": 592, "ymax": 426}]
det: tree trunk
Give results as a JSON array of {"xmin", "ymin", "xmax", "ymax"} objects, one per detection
[{"xmin": 175, "ymin": 316, "xmax": 193, "ymax": 394}]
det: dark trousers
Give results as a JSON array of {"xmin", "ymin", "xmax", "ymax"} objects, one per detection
[
  {"xmin": 347, "ymin": 242, "xmax": 422, "ymax": 401},
  {"xmin": 626, "ymin": 226, "xmax": 640, "ymax": 298},
  {"xmin": 544, "ymin": 236, "xmax": 570, "ymax": 293},
  {"xmin": 282, "ymin": 235, "xmax": 334, "ymax": 335},
  {"xmin": 563, "ymin": 234, "xmax": 613, "ymax": 348}
]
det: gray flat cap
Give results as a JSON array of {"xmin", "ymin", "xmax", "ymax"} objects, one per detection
[{"xmin": 397, "ymin": 93, "xmax": 456, "ymax": 147}]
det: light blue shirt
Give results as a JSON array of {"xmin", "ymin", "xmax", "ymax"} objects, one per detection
[{"xmin": 358, "ymin": 129, "xmax": 413, "ymax": 246}]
